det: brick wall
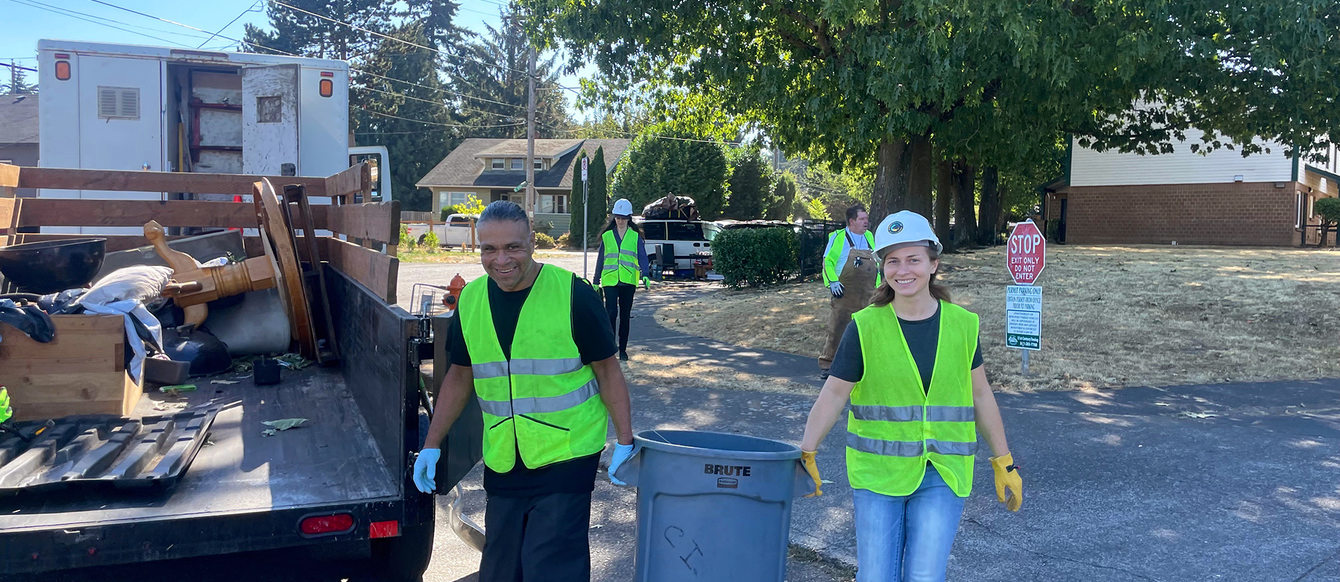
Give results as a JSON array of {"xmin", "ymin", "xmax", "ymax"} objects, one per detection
[{"xmin": 1058, "ymin": 182, "xmax": 1299, "ymax": 246}]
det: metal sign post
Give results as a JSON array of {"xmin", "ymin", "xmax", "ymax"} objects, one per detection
[{"xmin": 581, "ymin": 157, "xmax": 590, "ymax": 280}]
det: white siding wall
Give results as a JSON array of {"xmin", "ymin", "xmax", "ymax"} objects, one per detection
[{"xmin": 1070, "ymin": 129, "xmax": 1294, "ymax": 187}]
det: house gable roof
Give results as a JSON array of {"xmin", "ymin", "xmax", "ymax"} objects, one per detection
[
  {"xmin": 417, "ymin": 138, "xmax": 632, "ymax": 191},
  {"xmin": 0, "ymin": 94, "xmax": 38, "ymax": 145}
]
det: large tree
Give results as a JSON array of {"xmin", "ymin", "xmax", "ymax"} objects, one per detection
[
  {"xmin": 529, "ymin": 0, "xmax": 1340, "ymax": 223},
  {"xmin": 723, "ymin": 147, "xmax": 773, "ymax": 220},
  {"xmin": 243, "ymin": 0, "xmax": 389, "ymax": 61},
  {"xmin": 611, "ymin": 127, "xmax": 729, "ymax": 219},
  {"xmin": 451, "ymin": 2, "xmax": 571, "ymax": 138},
  {"xmin": 568, "ymin": 147, "xmax": 610, "ymax": 245},
  {"xmin": 353, "ymin": 22, "xmax": 455, "ymax": 211}
]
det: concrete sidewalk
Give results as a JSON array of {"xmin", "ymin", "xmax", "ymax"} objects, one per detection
[{"xmin": 428, "ymin": 283, "xmax": 1340, "ymax": 581}]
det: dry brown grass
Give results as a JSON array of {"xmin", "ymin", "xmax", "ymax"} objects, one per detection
[{"xmin": 655, "ymin": 245, "xmax": 1340, "ymax": 391}]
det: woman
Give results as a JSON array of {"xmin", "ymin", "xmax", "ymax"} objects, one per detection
[
  {"xmin": 592, "ymin": 198, "xmax": 649, "ymax": 361},
  {"xmin": 799, "ymin": 210, "xmax": 1023, "ymax": 582}
]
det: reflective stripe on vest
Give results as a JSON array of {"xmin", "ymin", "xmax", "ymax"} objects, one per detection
[
  {"xmin": 600, "ymin": 229, "xmax": 640, "ymax": 286},
  {"xmin": 845, "ymin": 301, "xmax": 980, "ymax": 497},
  {"xmin": 459, "ymin": 265, "xmax": 609, "ymax": 473}
]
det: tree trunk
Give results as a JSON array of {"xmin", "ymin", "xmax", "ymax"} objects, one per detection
[
  {"xmin": 870, "ymin": 140, "xmax": 910, "ymax": 220},
  {"xmin": 952, "ymin": 161, "xmax": 977, "ymax": 248},
  {"xmin": 934, "ymin": 158, "xmax": 953, "ymax": 251},
  {"xmin": 871, "ymin": 133, "xmax": 933, "ymax": 221},
  {"xmin": 908, "ymin": 134, "xmax": 934, "ymax": 217},
  {"xmin": 977, "ymin": 166, "xmax": 1002, "ymax": 245}
]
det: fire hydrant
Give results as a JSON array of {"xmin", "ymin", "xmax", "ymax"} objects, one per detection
[{"xmin": 443, "ymin": 274, "xmax": 466, "ymax": 311}]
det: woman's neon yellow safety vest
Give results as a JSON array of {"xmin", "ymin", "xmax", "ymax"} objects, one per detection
[
  {"xmin": 600, "ymin": 229, "xmax": 641, "ymax": 286},
  {"xmin": 845, "ymin": 300, "xmax": 979, "ymax": 497},
  {"xmin": 459, "ymin": 265, "xmax": 609, "ymax": 473}
]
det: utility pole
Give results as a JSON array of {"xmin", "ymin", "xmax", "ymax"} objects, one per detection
[
  {"xmin": 9, "ymin": 60, "xmax": 17, "ymax": 94},
  {"xmin": 525, "ymin": 46, "xmax": 537, "ymax": 221}
]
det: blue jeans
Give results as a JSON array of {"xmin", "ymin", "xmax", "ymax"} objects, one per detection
[{"xmin": 853, "ymin": 464, "xmax": 967, "ymax": 582}]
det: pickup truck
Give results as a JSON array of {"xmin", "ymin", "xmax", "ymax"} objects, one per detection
[
  {"xmin": 0, "ymin": 164, "xmax": 480, "ymax": 581},
  {"xmin": 405, "ymin": 214, "xmax": 479, "ymax": 249}
]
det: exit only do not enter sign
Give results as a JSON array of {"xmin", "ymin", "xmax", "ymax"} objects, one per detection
[{"xmin": 1006, "ymin": 220, "xmax": 1046, "ymax": 285}]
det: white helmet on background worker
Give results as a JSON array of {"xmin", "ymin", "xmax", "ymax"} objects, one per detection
[
  {"xmin": 612, "ymin": 198, "xmax": 633, "ymax": 217},
  {"xmin": 873, "ymin": 210, "xmax": 942, "ymax": 258}
]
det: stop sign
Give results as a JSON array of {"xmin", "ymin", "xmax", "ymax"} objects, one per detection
[{"xmin": 1007, "ymin": 220, "xmax": 1046, "ymax": 285}]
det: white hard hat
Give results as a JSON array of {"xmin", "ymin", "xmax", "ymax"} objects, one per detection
[
  {"xmin": 873, "ymin": 210, "xmax": 942, "ymax": 257},
  {"xmin": 612, "ymin": 198, "xmax": 633, "ymax": 216}
]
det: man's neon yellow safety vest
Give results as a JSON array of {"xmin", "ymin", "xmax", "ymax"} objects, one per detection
[
  {"xmin": 600, "ymin": 229, "xmax": 641, "ymax": 286},
  {"xmin": 845, "ymin": 301, "xmax": 979, "ymax": 497},
  {"xmin": 459, "ymin": 265, "xmax": 609, "ymax": 473},
  {"xmin": 823, "ymin": 229, "xmax": 877, "ymax": 286}
]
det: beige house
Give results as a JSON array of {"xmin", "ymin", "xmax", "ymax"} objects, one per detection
[{"xmin": 416, "ymin": 138, "xmax": 631, "ymax": 234}]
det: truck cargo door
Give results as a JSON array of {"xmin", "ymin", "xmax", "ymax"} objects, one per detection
[
  {"xmin": 72, "ymin": 55, "xmax": 165, "ymax": 212},
  {"xmin": 242, "ymin": 64, "xmax": 300, "ymax": 176}
]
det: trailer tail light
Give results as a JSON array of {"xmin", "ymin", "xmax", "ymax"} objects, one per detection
[
  {"xmin": 319, "ymin": 71, "xmax": 333, "ymax": 97},
  {"xmin": 369, "ymin": 520, "xmax": 400, "ymax": 539},
  {"xmin": 300, "ymin": 513, "xmax": 355, "ymax": 536},
  {"xmin": 55, "ymin": 60, "xmax": 70, "ymax": 81}
]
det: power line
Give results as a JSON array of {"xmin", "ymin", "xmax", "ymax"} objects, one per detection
[
  {"xmin": 356, "ymin": 105, "xmax": 526, "ymax": 129},
  {"xmin": 5, "ymin": 0, "xmax": 194, "ymax": 45},
  {"xmin": 53, "ymin": 0, "xmax": 556, "ymax": 131},
  {"xmin": 0, "ymin": 62, "xmax": 38, "ymax": 73},
  {"xmin": 197, "ymin": 0, "xmax": 262, "ymax": 48},
  {"xmin": 268, "ymin": 0, "xmax": 581, "ymax": 98}
]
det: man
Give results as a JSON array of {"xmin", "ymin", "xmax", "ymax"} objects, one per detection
[
  {"xmin": 819, "ymin": 204, "xmax": 878, "ymax": 380},
  {"xmin": 413, "ymin": 201, "xmax": 636, "ymax": 582}
]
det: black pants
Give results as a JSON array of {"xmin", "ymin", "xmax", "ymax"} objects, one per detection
[
  {"xmin": 479, "ymin": 491, "xmax": 593, "ymax": 582},
  {"xmin": 603, "ymin": 283, "xmax": 635, "ymax": 352}
]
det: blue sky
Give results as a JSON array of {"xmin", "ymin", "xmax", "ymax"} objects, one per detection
[{"xmin": 0, "ymin": 0, "xmax": 583, "ymax": 112}]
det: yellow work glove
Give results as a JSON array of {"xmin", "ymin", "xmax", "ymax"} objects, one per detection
[
  {"xmin": 800, "ymin": 450, "xmax": 822, "ymax": 497},
  {"xmin": 641, "ymin": 276, "xmax": 650, "ymax": 290},
  {"xmin": 990, "ymin": 453, "xmax": 1023, "ymax": 512}
]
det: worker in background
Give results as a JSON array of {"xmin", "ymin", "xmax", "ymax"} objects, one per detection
[
  {"xmin": 592, "ymin": 198, "xmax": 650, "ymax": 361},
  {"xmin": 413, "ymin": 201, "xmax": 636, "ymax": 582},
  {"xmin": 820, "ymin": 204, "xmax": 878, "ymax": 380},
  {"xmin": 798, "ymin": 210, "xmax": 1022, "ymax": 582}
]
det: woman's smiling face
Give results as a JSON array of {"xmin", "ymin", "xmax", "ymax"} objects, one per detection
[{"xmin": 881, "ymin": 244, "xmax": 938, "ymax": 298}]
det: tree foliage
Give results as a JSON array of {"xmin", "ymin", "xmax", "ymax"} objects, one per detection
[
  {"xmin": 567, "ymin": 147, "xmax": 610, "ymax": 245},
  {"xmin": 724, "ymin": 147, "xmax": 774, "ymax": 220},
  {"xmin": 612, "ymin": 127, "xmax": 729, "ymax": 219},
  {"xmin": 2, "ymin": 64, "xmax": 36, "ymax": 95},
  {"xmin": 529, "ymin": 0, "xmax": 1340, "ymax": 224},
  {"xmin": 452, "ymin": 2, "xmax": 571, "ymax": 138},
  {"xmin": 770, "ymin": 172, "xmax": 798, "ymax": 221},
  {"xmin": 353, "ymin": 22, "xmax": 454, "ymax": 211}
]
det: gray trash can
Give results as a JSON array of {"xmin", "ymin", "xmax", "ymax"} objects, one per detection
[{"xmin": 613, "ymin": 429, "xmax": 810, "ymax": 582}]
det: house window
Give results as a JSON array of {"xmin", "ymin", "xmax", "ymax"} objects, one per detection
[
  {"xmin": 539, "ymin": 194, "xmax": 567, "ymax": 214},
  {"xmin": 510, "ymin": 158, "xmax": 523, "ymax": 170},
  {"xmin": 97, "ymin": 87, "xmax": 139, "ymax": 119},
  {"xmin": 534, "ymin": 158, "xmax": 544, "ymax": 171},
  {"xmin": 439, "ymin": 191, "xmax": 472, "ymax": 211},
  {"xmin": 491, "ymin": 158, "xmax": 503, "ymax": 170}
]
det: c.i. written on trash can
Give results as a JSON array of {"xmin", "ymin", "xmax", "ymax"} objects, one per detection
[{"xmin": 613, "ymin": 430, "xmax": 811, "ymax": 582}]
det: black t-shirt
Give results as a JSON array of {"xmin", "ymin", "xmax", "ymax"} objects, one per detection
[
  {"xmin": 829, "ymin": 303, "xmax": 983, "ymax": 391},
  {"xmin": 446, "ymin": 267, "xmax": 618, "ymax": 496}
]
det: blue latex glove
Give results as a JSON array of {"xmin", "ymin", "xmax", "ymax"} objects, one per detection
[
  {"xmin": 829, "ymin": 281, "xmax": 845, "ymax": 297},
  {"xmin": 413, "ymin": 448, "xmax": 441, "ymax": 494},
  {"xmin": 608, "ymin": 443, "xmax": 635, "ymax": 486}
]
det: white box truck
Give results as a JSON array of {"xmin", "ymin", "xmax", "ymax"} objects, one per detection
[{"xmin": 36, "ymin": 39, "xmax": 390, "ymax": 232}]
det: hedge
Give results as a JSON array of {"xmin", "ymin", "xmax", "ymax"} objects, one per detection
[{"xmin": 711, "ymin": 227, "xmax": 798, "ymax": 287}]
